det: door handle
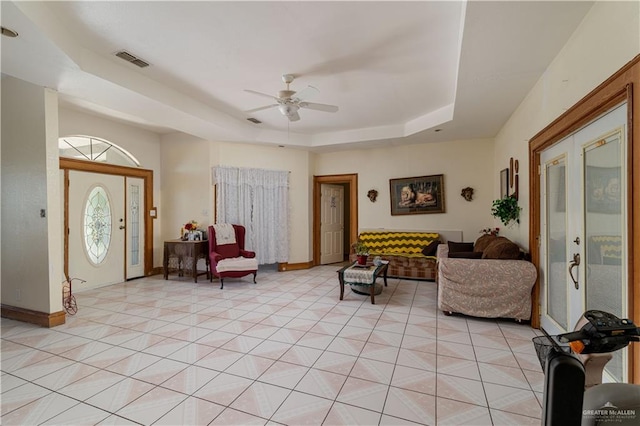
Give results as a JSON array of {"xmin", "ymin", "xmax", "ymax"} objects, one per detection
[
  {"xmin": 568, "ymin": 253, "xmax": 580, "ymax": 289},
  {"xmin": 119, "ymin": 225, "xmax": 126, "ymax": 230}
]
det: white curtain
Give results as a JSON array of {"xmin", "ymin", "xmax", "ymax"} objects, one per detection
[{"xmin": 213, "ymin": 166, "xmax": 289, "ymax": 264}]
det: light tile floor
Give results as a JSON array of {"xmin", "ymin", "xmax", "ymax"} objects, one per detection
[{"xmin": 1, "ymin": 265, "xmax": 544, "ymax": 425}]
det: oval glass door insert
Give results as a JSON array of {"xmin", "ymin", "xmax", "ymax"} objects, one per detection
[{"xmin": 84, "ymin": 186, "xmax": 112, "ymax": 264}]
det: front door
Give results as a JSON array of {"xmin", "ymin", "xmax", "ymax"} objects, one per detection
[
  {"xmin": 320, "ymin": 184, "xmax": 345, "ymax": 264},
  {"xmin": 68, "ymin": 170, "xmax": 125, "ymax": 289},
  {"xmin": 540, "ymin": 103, "xmax": 628, "ymax": 381}
]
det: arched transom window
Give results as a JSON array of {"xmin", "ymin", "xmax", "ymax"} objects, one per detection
[{"xmin": 59, "ymin": 135, "xmax": 140, "ymax": 167}]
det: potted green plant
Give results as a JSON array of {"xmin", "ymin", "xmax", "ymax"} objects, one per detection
[
  {"xmin": 491, "ymin": 195, "xmax": 521, "ymax": 227},
  {"xmin": 352, "ymin": 240, "xmax": 370, "ymax": 265}
]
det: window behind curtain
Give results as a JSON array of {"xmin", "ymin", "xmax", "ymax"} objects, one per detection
[{"xmin": 213, "ymin": 166, "xmax": 289, "ymax": 264}]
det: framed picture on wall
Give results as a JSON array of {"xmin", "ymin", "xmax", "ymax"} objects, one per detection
[
  {"xmin": 500, "ymin": 168, "xmax": 509, "ymax": 198},
  {"xmin": 389, "ymin": 174, "xmax": 445, "ymax": 215}
]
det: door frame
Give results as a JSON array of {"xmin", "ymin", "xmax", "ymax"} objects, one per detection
[
  {"xmin": 529, "ymin": 55, "xmax": 639, "ymax": 382},
  {"xmin": 313, "ymin": 174, "xmax": 358, "ymax": 266},
  {"xmin": 60, "ymin": 158, "xmax": 155, "ymax": 278}
]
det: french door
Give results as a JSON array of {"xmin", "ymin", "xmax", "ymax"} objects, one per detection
[{"xmin": 540, "ymin": 103, "xmax": 628, "ymax": 381}]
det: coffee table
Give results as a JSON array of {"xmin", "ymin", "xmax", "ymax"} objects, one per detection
[{"xmin": 338, "ymin": 262, "xmax": 389, "ymax": 304}]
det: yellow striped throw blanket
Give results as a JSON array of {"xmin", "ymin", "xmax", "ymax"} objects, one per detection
[
  {"xmin": 352, "ymin": 231, "xmax": 440, "ymax": 281},
  {"xmin": 358, "ymin": 231, "xmax": 440, "ymax": 257}
]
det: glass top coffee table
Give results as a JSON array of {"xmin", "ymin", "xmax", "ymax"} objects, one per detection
[{"xmin": 337, "ymin": 261, "xmax": 389, "ymax": 304}]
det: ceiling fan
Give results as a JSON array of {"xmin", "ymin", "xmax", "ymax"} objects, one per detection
[{"xmin": 244, "ymin": 74, "xmax": 339, "ymax": 122}]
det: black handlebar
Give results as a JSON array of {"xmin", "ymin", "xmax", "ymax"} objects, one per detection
[
  {"xmin": 557, "ymin": 330, "xmax": 588, "ymax": 343},
  {"xmin": 555, "ymin": 310, "xmax": 640, "ymax": 354}
]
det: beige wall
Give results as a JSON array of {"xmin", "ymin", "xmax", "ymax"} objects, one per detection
[
  {"xmin": 495, "ymin": 0, "xmax": 640, "ymax": 246},
  {"xmin": 1, "ymin": 76, "xmax": 62, "ymax": 313},
  {"xmin": 59, "ymin": 108, "xmax": 164, "ymax": 267},
  {"xmin": 315, "ymin": 139, "xmax": 495, "ymax": 243},
  {"xmin": 160, "ymin": 133, "xmax": 212, "ymax": 245},
  {"xmin": 160, "ymin": 136, "xmax": 313, "ymax": 264}
]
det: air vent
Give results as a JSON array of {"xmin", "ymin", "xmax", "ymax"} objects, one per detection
[
  {"xmin": 131, "ymin": 59, "xmax": 149, "ymax": 68},
  {"xmin": 247, "ymin": 117, "xmax": 262, "ymax": 124},
  {"xmin": 115, "ymin": 50, "xmax": 150, "ymax": 68}
]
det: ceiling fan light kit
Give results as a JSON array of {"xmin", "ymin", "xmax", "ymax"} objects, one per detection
[
  {"xmin": 278, "ymin": 104, "xmax": 298, "ymax": 116},
  {"xmin": 245, "ymin": 74, "xmax": 339, "ymax": 122}
]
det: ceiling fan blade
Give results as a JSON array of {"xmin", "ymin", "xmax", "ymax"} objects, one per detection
[
  {"xmin": 298, "ymin": 102, "xmax": 339, "ymax": 113},
  {"xmin": 288, "ymin": 110, "xmax": 301, "ymax": 122},
  {"xmin": 293, "ymin": 85, "xmax": 319, "ymax": 102},
  {"xmin": 245, "ymin": 104, "xmax": 278, "ymax": 113},
  {"xmin": 244, "ymin": 89, "xmax": 278, "ymax": 101}
]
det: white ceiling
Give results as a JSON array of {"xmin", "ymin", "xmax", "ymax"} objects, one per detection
[{"xmin": 1, "ymin": 1, "xmax": 594, "ymax": 152}]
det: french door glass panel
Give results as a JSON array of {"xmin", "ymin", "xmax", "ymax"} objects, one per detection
[
  {"xmin": 582, "ymin": 127, "xmax": 626, "ymax": 382},
  {"xmin": 545, "ymin": 157, "xmax": 569, "ymax": 331},
  {"xmin": 541, "ymin": 140, "xmax": 582, "ymax": 336}
]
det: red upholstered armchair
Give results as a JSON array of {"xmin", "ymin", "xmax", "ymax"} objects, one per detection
[{"xmin": 208, "ymin": 224, "xmax": 258, "ymax": 289}]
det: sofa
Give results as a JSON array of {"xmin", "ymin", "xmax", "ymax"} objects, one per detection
[
  {"xmin": 349, "ymin": 230, "xmax": 441, "ymax": 280},
  {"xmin": 436, "ymin": 236, "xmax": 537, "ymax": 321}
]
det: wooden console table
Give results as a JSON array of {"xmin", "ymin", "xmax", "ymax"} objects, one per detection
[{"xmin": 163, "ymin": 239, "xmax": 210, "ymax": 283}]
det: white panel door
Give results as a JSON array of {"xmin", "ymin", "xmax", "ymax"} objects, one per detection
[
  {"xmin": 68, "ymin": 171, "xmax": 125, "ymax": 289},
  {"xmin": 320, "ymin": 184, "xmax": 344, "ymax": 264},
  {"xmin": 126, "ymin": 177, "xmax": 145, "ymax": 280}
]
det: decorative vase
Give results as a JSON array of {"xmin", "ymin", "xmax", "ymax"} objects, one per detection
[{"xmin": 356, "ymin": 254, "xmax": 368, "ymax": 265}]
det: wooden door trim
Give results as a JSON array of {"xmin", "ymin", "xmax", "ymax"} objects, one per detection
[
  {"xmin": 313, "ymin": 174, "xmax": 358, "ymax": 266},
  {"xmin": 529, "ymin": 54, "xmax": 639, "ymax": 383},
  {"xmin": 60, "ymin": 158, "xmax": 155, "ymax": 277}
]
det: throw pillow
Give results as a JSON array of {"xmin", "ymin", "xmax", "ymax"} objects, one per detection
[
  {"xmin": 448, "ymin": 251, "xmax": 483, "ymax": 259},
  {"xmin": 481, "ymin": 237, "xmax": 521, "ymax": 259},
  {"xmin": 421, "ymin": 240, "xmax": 440, "ymax": 256},
  {"xmin": 474, "ymin": 234, "xmax": 497, "ymax": 253},
  {"xmin": 447, "ymin": 241, "xmax": 474, "ymax": 253}
]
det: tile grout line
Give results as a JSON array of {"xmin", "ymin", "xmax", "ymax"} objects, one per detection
[{"xmin": 1, "ymin": 268, "xmax": 542, "ymax": 425}]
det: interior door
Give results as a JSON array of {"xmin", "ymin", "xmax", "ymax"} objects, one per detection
[
  {"xmin": 68, "ymin": 170, "xmax": 125, "ymax": 289},
  {"xmin": 126, "ymin": 177, "xmax": 145, "ymax": 280},
  {"xmin": 320, "ymin": 183, "xmax": 345, "ymax": 264},
  {"xmin": 540, "ymin": 103, "xmax": 628, "ymax": 381}
]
